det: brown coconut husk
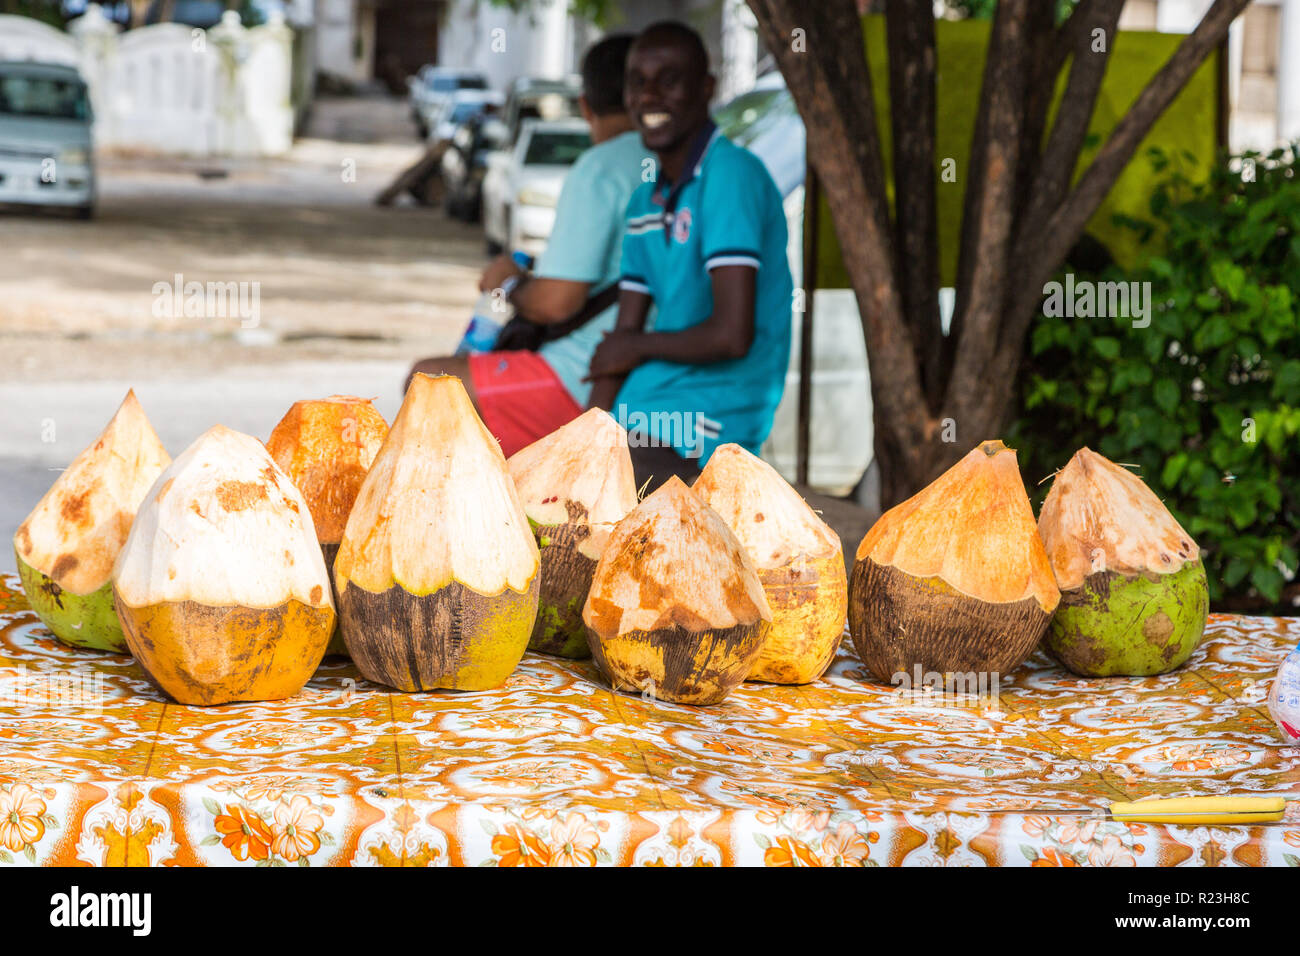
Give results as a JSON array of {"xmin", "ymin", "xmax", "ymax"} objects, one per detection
[
  {"xmin": 583, "ymin": 476, "xmax": 771, "ymax": 705},
  {"xmin": 849, "ymin": 439, "xmax": 1059, "ymax": 682}
]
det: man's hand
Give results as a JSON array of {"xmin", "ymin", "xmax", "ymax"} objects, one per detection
[
  {"xmin": 586, "ymin": 375, "xmax": 623, "ymax": 412},
  {"xmin": 586, "ymin": 329, "xmax": 645, "ymax": 380},
  {"xmin": 478, "ymin": 254, "xmax": 523, "ymax": 293}
]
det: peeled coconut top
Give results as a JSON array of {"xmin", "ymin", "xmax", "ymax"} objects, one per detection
[
  {"xmin": 583, "ymin": 476, "xmax": 771, "ymax": 638},
  {"xmin": 857, "ymin": 440, "xmax": 1060, "ymax": 613},
  {"xmin": 693, "ymin": 442, "xmax": 841, "ymax": 569},
  {"xmin": 265, "ymin": 395, "xmax": 389, "ymax": 544},
  {"xmin": 14, "ymin": 389, "xmax": 170, "ymax": 595},
  {"xmin": 114, "ymin": 425, "xmax": 331, "ymax": 610},
  {"xmin": 1038, "ymin": 447, "xmax": 1199, "ymax": 590},
  {"xmin": 507, "ymin": 407, "xmax": 637, "ymax": 558},
  {"xmin": 335, "ymin": 374, "xmax": 538, "ymax": 596}
]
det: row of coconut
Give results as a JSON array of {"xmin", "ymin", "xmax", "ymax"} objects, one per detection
[{"xmin": 12, "ymin": 373, "xmax": 1216, "ymax": 711}]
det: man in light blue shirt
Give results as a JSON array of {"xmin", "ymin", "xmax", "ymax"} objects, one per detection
[{"xmin": 407, "ymin": 35, "xmax": 653, "ymax": 456}]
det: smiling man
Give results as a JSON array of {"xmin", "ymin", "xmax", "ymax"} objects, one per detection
[{"xmin": 586, "ymin": 20, "xmax": 793, "ymax": 468}]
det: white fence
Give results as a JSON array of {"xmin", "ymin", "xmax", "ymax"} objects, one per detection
[{"xmin": 0, "ymin": 6, "xmax": 294, "ymax": 157}]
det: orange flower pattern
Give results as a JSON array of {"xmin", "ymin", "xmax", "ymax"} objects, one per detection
[{"xmin": 0, "ymin": 571, "xmax": 1297, "ymax": 867}]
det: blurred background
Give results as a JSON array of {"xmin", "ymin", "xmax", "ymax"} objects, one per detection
[{"xmin": 0, "ymin": 0, "xmax": 1296, "ymax": 611}]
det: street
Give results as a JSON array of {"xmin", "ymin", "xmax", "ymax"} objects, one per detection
[{"xmin": 0, "ymin": 97, "xmax": 483, "ymax": 569}]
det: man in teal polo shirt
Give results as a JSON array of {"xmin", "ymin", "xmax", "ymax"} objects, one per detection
[{"xmin": 586, "ymin": 21, "xmax": 793, "ymax": 467}]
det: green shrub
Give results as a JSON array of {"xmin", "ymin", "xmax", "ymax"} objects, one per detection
[{"xmin": 1011, "ymin": 145, "xmax": 1299, "ymax": 611}]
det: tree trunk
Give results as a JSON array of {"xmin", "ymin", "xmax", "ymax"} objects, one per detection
[{"xmin": 746, "ymin": 0, "xmax": 1252, "ymax": 509}]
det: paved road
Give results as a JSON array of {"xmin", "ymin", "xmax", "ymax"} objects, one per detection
[{"xmin": 0, "ymin": 96, "xmax": 483, "ymax": 572}]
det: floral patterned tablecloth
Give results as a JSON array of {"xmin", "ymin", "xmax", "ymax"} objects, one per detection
[{"xmin": 0, "ymin": 571, "xmax": 1297, "ymax": 867}]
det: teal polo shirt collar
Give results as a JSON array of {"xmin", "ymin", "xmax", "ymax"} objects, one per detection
[{"xmin": 648, "ymin": 120, "xmax": 720, "ymax": 239}]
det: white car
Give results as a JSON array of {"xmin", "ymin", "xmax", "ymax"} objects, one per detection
[
  {"xmin": 0, "ymin": 61, "xmax": 95, "ymax": 218},
  {"xmin": 481, "ymin": 118, "xmax": 590, "ymax": 260}
]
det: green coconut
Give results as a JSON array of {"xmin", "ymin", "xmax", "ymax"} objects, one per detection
[
  {"xmin": 1039, "ymin": 447, "xmax": 1208, "ymax": 677},
  {"xmin": 12, "ymin": 390, "xmax": 170, "ymax": 652},
  {"xmin": 507, "ymin": 408, "xmax": 638, "ymax": 658},
  {"xmin": 14, "ymin": 558, "xmax": 120, "ymax": 650}
]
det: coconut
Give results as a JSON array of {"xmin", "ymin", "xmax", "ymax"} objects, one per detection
[
  {"xmin": 582, "ymin": 476, "xmax": 772, "ymax": 705},
  {"xmin": 13, "ymin": 390, "xmax": 170, "ymax": 652},
  {"xmin": 849, "ymin": 439, "xmax": 1060, "ymax": 683},
  {"xmin": 266, "ymin": 395, "xmax": 389, "ymax": 656},
  {"xmin": 507, "ymin": 408, "xmax": 637, "ymax": 658},
  {"xmin": 1038, "ymin": 447, "xmax": 1208, "ymax": 676},
  {"xmin": 1269, "ymin": 643, "xmax": 1300, "ymax": 743},
  {"xmin": 113, "ymin": 426, "xmax": 335, "ymax": 704},
  {"xmin": 334, "ymin": 373, "xmax": 539, "ymax": 691},
  {"xmin": 693, "ymin": 443, "xmax": 846, "ymax": 684}
]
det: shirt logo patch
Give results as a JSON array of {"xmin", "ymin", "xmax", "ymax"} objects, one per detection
[{"xmin": 671, "ymin": 207, "xmax": 692, "ymax": 244}]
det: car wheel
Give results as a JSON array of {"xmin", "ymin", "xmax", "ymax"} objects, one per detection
[{"xmin": 73, "ymin": 204, "xmax": 94, "ymax": 221}]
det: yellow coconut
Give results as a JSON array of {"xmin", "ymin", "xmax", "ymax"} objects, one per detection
[
  {"xmin": 583, "ymin": 476, "xmax": 771, "ymax": 705},
  {"xmin": 334, "ymin": 373, "xmax": 539, "ymax": 691},
  {"xmin": 112, "ymin": 426, "xmax": 335, "ymax": 704},
  {"xmin": 693, "ymin": 443, "xmax": 846, "ymax": 684},
  {"xmin": 13, "ymin": 389, "xmax": 170, "ymax": 652},
  {"xmin": 849, "ymin": 440, "xmax": 1060, "ymax": 683},
  {"xmin": 507, "ymin": 408, "xmax": 637, "ymax": 658},
  {"xmin": 266, "ymin": 395, "xmax": 389, "ymax": 656}
]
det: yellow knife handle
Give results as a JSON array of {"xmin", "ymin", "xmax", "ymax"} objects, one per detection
[{"xmin": 1109, "ymin": 796, "xmax": 1286, "ymax": 825}]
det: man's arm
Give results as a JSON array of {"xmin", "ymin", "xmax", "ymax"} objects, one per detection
[
  {"xmin": 587, "ymin": 265, "xmax": 756, "ymax": 380},
  {"xmin": 478, "ymin": 255, "xmax": 591, "ymax": 324},
  {"xmin": 586, "ymin": 287, "xmax": 652, "ymax": 410}
]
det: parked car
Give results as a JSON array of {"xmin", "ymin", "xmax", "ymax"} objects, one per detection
[
  {"xmin": 496, "ymin": 76, "xmax": 582, "ymax": 149},
  {"xmin": 426, "ymin": 89, "xmax": 502, "ymax": 146},
  {"xmin": 713, "ymin": 71, "xmax": 875, "ymax": 497},
  {"xmin": 481, "ymin": 117, "xmax": 590, "ymax": 259},
  {"xmin": 440, "ymin": 110, "xmax": 507, "ymax": 222},
  {"xmin": 407, "ymin": 67, "xmax": 488, "ymax": 139},
  {"xmin": 0, "ymin": 60, "xmax": 95, "ymax": 219}
]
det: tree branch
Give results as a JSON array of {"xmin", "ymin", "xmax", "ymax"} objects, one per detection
[
  {"xmin": 945, "ymin": 0, "xmax": 1033, "ymax": 426},
  {"xmin": 747, "ymin": 0, "xmax": 933, "ymax": 472},
  {"xmin": 885, "ymin": 0, "xmax": 942, "ymax": 413},
  {"xmin": 1012, "ymin": 0, "xmax": 1125, "ymax": 264},
  {"xmin": 1003, "ymin": 0, "xmax": 1251, "ymax": 352}
]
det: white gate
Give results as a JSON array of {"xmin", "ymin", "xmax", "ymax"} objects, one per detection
[
  {"xmin": 0, "ymin": 14, "xmax": 79, "ymax": 65},
  {"xmin": 0, "ymin": 6, "xmax": 294, "ymax": 157}
]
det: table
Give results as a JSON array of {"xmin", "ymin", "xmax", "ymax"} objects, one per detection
[{"xmin": 0, "ymin": 571, "xmax": 1296, "ymax": 866}]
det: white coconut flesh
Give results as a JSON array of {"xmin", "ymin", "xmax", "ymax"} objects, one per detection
[
  {"xmin": 336, "ymin": 374, "xmax": 538, "ymax": 597},
  {"xmin": 584, "ymin": 476, "xmax": 771, "ymax": 637},
  {"xmin": 858, "ymin": 441, "xmax": 1059, "ymax": 613},
  {"xmin": 16, "ymin": 389, "xmax": 170, "ymax": 596},
  {"xmin": 113, "ymin": 425, "xmax": 331, "ymax": 610},
  {"xmin": 692, "ymin": 443, "xmax": 840, "ymax": 570},
  {"xmin": 507, "ymin": 407, "xmax": 637, "ymax": 559},
  {"xmin": 1039, "ymin": 447, "xmax": 1199, "ymax": 591}
]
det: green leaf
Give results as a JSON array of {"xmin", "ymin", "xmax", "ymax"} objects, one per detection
[
  {"xmin": 1250, "ymin": 565, "xmax": 1284, "ymax": 603},
  {"xmin": 1092, "ymin": 337, "xmax": 1120, "ymax": 360},
  {"xmin": 1153, "ymin": 378, "xmax": 1180, "ymax": 414}
]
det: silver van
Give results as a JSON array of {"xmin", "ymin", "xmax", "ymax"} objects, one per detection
[{"xmin": 0, "ymin": 60, "xmax": 95, "ymax": 218}]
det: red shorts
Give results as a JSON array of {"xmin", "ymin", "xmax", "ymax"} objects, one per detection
[{"xmin": 469, "ymin": 350, "xmax": 583, "ymax": 458}]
